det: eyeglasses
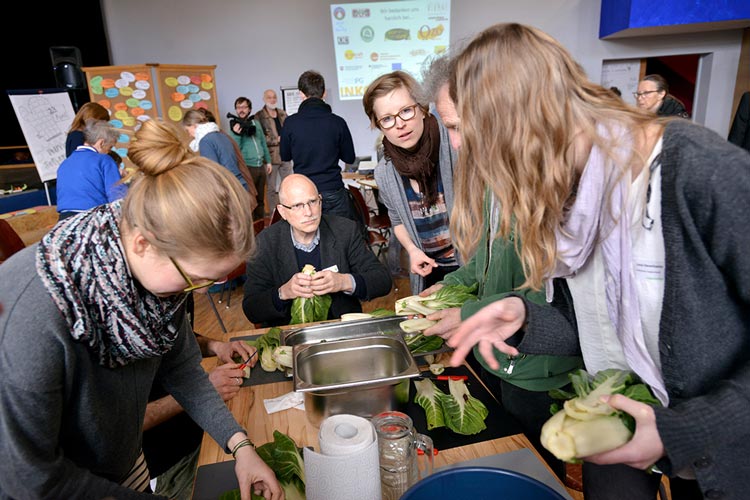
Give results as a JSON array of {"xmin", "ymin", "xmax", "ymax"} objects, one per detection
[
  {"xmin": 377, "ymin": 104, "xmax": 420, "ymax": 130},
  {"xmin": 169, "ymin": 257, "xmax": 226, "ymax": 293},
  {"xmin": 633, "ymin": 90, "xmax": 660, "ymax": 99},
  {"xmin": 279, "ymin": 195, "xmax": 322, "ymax": 212},
  {"xmin": 235, "ymin": 104, "xmax": 250, "ymax": 110}
]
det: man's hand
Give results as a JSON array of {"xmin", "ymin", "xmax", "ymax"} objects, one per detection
[
  {"xmin": 265, "ymin": 163, "xmax": 273, "ymax": 175},
  {"xmin": 279, "ymin": 272, "xmax": 315, "ymax": 300},
  {"xmin": 208, "ymin": 363, "xmax": 247, "ymax": 401},
  {"xmin": 211, "ymin": 340, "xmax": 257, "ymax": 365},
  {"xmin": 232, "ymin": 123, "xmax": 243, "ymax": 135},
  {"xmin": 407, "ymin": 247, "xmax": 437, "ymax": 277},
  {"xmin": 309, "ymin": 270, "xmax": 351, "ymax": 295},
  {"xmin": 424, "ymin": 307, "xmax": 462, "ymax": 340}
]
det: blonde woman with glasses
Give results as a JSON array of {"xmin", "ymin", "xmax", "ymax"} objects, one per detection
[
  {"xmin": 446, "ymin": 23, "xmax": 749, "ymax": 500},
  {"xmin": 363, "ymin": 70, "xmax": 460, "ymax": 294},
  {"xmin": 0, "ymin": 119, "xmax": 282, "ymax": 499}
]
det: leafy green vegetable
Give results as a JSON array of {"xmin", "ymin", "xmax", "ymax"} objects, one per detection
[
  {"xmin": 395, "ymin": 283, "xmax": 479, "ymax": 316},
  {"xmin": 414, "ymin": 379, "xmax": 447, "ymax": 430},
  {"xmin": 399, "ymin": 318, "xmax": 437, "ymax": 333},
  {"xmin": 443, "ymin": 378, "xmax": 489, "ymax": 435},
  {"xmin": 290, "ymin": 266, "xmax": 333, "ymax": 325},
  {"xmin": 369, "ymin": 308, "xmax": 396, "ymax": 317},
  {"xmin": 394, "ymin": 379, "xmax": 410, "ymax": 404},
  {"xmin": 244, "ymin": 328, "xmax": 283, "ymax": 372},
  {"xmin": 413, "ymin": 378, "xmax": 488, "ymax": 435},
  {"xmin": 541, "ymin": 368, "xmax": 659, "ymax": 462},
  {"xmin": 403, "ymin": 332, "xmax": 444, "ymax": 354},
  {"xmin": 218, "ymin": 431, "xmax": 306, "ymax": 500}
]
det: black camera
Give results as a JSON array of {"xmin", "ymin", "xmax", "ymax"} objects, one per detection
[{"xmin": 226, "ymin": 112, "xmax": 257, "ymax": 137}]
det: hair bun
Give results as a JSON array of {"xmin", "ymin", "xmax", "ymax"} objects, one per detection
[{"xmin": 126, "ymin": 119, "xmax": 194, "ymax": 177}]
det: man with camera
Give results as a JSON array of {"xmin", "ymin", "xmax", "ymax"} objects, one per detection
[{"xmin": 229, "ymin": 97, "xmax": 272, "ymax": 220}]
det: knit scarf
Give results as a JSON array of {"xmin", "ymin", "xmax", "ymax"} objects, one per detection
[
  {"xmin": 36, "ymin": 202, "xmax": 187, "ymax": 368},
  {"xmin": 383, "ymin": 113, "xmax": 441, "ymax": 208},
  {"xmin": 190, "ymin": 122, "xmax": 221, "ymax": 152}
]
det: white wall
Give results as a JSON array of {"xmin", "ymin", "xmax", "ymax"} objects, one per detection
[{"xmin": 102, "ymin": 0, "xmax": 743, "ymax": 159}]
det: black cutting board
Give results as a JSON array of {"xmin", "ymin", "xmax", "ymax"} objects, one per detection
[
  {"xmin": 395, "ymin": 365, "xmax": 523, "ymax": 453},
  {"xmin": 230, "ymin": 334, "xmax": 291, "ymax": 387}
]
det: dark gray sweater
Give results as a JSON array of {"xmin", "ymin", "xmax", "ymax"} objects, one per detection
[
  {"xmin": 518, "ymin": 120, "xmax": 750, "ymax": 499},
  {"xmin": 0, "ymin": 245, "xmax": 243, "ymax": 499}
]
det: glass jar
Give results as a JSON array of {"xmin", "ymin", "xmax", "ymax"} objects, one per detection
[{"xmin": 371, "ymin": 411, "xmax": 433, "ymax": 500}]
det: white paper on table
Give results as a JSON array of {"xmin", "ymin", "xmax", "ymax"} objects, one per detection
[{"xmin": 263, "ymin": 391, "xmax": 305, "ymax": 414}]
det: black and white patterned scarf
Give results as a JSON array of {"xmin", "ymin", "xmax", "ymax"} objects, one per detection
[{"xmin": 36, "ymin": 202, "xmax": 187, "ymax": 368}]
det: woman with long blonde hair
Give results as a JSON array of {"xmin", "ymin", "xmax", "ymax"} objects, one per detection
[{"xmin": 446, "ymin": 23, "xmax": 749, "ymax": 500}]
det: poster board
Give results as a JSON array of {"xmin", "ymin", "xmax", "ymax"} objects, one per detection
[
  {"xmin": 7, "ymin": 89, "xmax": 75, "ymax": 182},
  {"xmin": 601, "ymin": 59, "xmax": 644, "ymax": 106},
  {"xmin": 82, "ymin": 64, "xmax": 158, "ymax": 158},
  {"xmin": 151, "ymin": 64, "xmax": 219, "ymax": 125},
  {"xmin": 281, "ymin": 86, "xmax": 303, "ymax": 115}
]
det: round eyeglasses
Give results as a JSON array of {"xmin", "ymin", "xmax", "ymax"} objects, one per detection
[{"xmin": 377, "ymin": 104, "xmax": 419, "ymax": 130}]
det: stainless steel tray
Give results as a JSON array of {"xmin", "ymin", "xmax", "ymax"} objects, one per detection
[
  {"xmin": 282, "ymin": 315, "xmax": 450, "ymax": 355},
  {"xmin": 281, "ymin": 315, "xmax": 406, "ymax": 346}
]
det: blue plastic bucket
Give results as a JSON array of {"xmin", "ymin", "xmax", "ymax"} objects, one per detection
[{"xmin": 400, "ymin": 466, "xmax": 567, "ymax": 500}]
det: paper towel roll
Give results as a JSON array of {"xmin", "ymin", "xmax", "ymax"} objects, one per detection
[
  {"xmin": 304, "ymin": 414, "xmax": 382, "ymax": 500},
  {"xmin": 318, "ymin": 414, "xmax": 375, "ymax": 456}
]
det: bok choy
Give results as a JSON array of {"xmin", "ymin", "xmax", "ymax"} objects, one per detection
[
  {"xmin": 540, "ymin": 368, "xmax": 660, "ymax": 462},
  {"xmin": 414, "ymin": 377, "xmax": 488, "ymax": 435},
  {"xmin": 290, "ymin": 265, "xmax": 332, "ymax": 325}
]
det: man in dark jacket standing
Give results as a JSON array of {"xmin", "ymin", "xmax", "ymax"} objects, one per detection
[
  {"xmin": 280, "ymin": 70, "xmax": 358, "ymax": 221},
  {"xmin": 242, "ymin": 174, "xmax": 392, "ymax": 327}
]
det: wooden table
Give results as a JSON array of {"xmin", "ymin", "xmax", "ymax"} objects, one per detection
[{"xmin": 197, "ymin": 326, "xmax": 556, "ymax": 471}]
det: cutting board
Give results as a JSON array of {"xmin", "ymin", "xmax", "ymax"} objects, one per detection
[{"xmin": 397, "ymin": 365, "xmax": 523, "ymax": 453}]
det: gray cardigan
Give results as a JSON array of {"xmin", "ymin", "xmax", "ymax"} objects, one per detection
[
  {"xmin": 0, "ymin": 245, "xmax": 243, "ymax": 499},
  {"xmin": 516, "ymin": 120, "xmax": 750, "ymax": 499},
  {"xmin": 374, "ymin": 113, "xmax": 460, "ymax": 294}
]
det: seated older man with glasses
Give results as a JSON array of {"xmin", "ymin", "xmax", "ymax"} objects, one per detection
[{"xmin": 242, "ymin": 173, "xmax": 392, "ymax": 327}]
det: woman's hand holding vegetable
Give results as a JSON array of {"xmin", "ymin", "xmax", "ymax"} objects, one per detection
[
  {"xmin": 584, "ymin": 394, "xmax": 665, "ymax": 470},
  {"xmin": 447, "ymin": 296, "xmax": 527, "ymax": 369},
  {"xmin": 212, "ymin": 340, "xmax": 257, "ymax": 365},
  {"xmin": 407, "ymin": 246, "xmax": 437, "ymax": 277},
  {"xmin": 309, "ymin": 270, "xmax": 352, "ymax": 295},
  {"xmin": 208, "ymin": 362, "xmax": 246, "ymax": 401},
  {"xmin": 230, "ymin": 434, "xmax": 285, "ymax": 500},
  {"xmin": 280, "ymin": 272, "xmax": 315, "ymax": 300}
]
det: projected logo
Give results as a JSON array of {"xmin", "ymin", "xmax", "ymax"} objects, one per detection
[
  {"xmin": 333, "ymin": 7, "xmax": 345, "ymax": 20},
  {"xmin": 418, "ymin": 24, "xmax": 445, "ymax": 40},
  {"xmin": 360, "ymin": 26, "xmax": 375, "ymax": 43},
  {"xmin": 370, "ymin": 53, "xmax": 379, "ymax": 62},
  {"xmin": 337, "ymin": 36, "xmax": 350, "ymax": 45},
  {"xmin": 352, "ymin": 8, "xmax": 370, "ymax": 18},
  {"xmin": 385, "ymin": 28, "xmax": 411, "ymax": 41}
]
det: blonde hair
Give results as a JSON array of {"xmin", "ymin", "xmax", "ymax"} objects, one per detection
[
  {"xmin": 451, "ymin": 23, "xmax": 662, "ymax": 290},
  {"xmin": 362, "ymin": 71, "xmax": 429, "ymax": 128},
  {"xmin": 68, "ymin": 102, "xmax": 110, "ymax": 133},
  {"xmin": 121, "ymin": 119, "xmax": 255, "ymax": 260}
]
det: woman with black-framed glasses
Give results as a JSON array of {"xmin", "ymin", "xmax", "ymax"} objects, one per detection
[
  {"xmin": 363, "ymin": 70, "xmax": 461, "ymax": 294},
  {"xmin": 0, "ymin": 119, "xmax": 282, "ymax": 499}
]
